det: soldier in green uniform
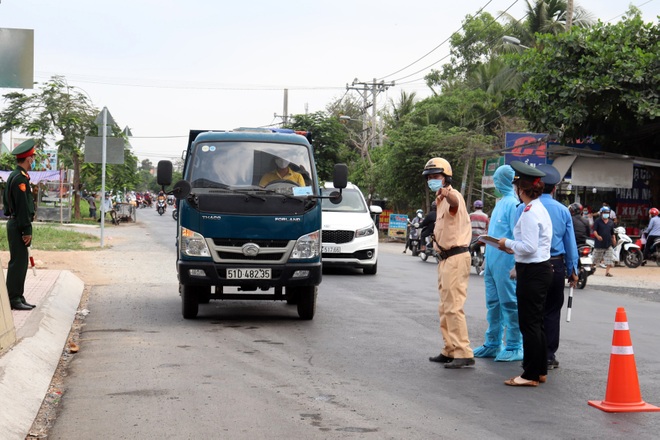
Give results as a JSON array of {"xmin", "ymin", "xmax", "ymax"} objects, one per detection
[{"xmin": 3, "ymin": 139, "xmax": 38, "ymax": 310}]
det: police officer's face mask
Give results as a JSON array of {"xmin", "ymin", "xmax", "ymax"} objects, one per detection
[{"xmin": 427, "ymin": 178, "xmax": 444, "ymax": 192}]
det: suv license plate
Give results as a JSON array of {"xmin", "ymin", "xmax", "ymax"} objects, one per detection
[
  {"xmin": 226, "ymin": 268, "xmax": 271, "ymax": 279},
  {"xmin": 322, "ymin": 246, "xmax": 341, "ymax": 253}
]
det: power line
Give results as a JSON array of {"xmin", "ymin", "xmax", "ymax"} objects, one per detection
[{"xmin": 377, "ymin": 0, "xmax": 496, "ymax": 81}]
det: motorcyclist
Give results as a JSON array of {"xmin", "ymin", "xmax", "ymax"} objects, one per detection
[
  {"xmin": 469, "ymin": 200, "xmax": 489, "ymax": 240},
  {"xmin": 403, "ymin": 209, "xmax": 424, "ymax": 253},
  {"xmin": 569, "ymin": 203, "xmax": 590, "ymax": 246},
  {"xmin": 419, "ymin": 202, "xmax": 437, "ymax": 251},
  {"xmin": 642, "ymin": 207, "xmax": 660, "ymax": 263},
  {"xmin": 157, "ymin": 190, "xmax": 167, "ymax": 212}
]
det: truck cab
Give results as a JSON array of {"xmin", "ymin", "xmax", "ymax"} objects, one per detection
[{"xmin": 158, "ymin": 128, "xmax": 347, "ymax": 320}]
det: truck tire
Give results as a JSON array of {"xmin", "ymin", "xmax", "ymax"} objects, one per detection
[
  {"xmin": 181, "ymin": 284, "xmax": 199, "ymax": 319},
  {"xmin": 285, "ymin": 286, "xmax": 298, "ymax": 305},
  {"xmin": 293, "ymin": 286, "xmax": 317, "ymax": 320}
]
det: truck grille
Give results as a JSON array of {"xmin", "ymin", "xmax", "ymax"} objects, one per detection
[{"xmin": 322, "ymin": 230, "xmax": 354, "ymax": 244}]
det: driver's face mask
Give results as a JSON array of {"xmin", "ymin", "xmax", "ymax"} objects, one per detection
[{"xmin": 275, "ymin": 159, "xmax": 289, "ymax": 169}]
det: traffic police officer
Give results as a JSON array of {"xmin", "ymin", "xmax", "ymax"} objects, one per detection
[
  {"xmin": 3, "ymin": 139, "xmax": 37, "ymax": 310},
  {"xmin": 535, "ymin": 164, "xmax": 579, "ymax": 370}
]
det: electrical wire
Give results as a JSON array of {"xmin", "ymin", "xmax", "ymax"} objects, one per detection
[{"xmin": 377, "ymin": 0, "xmax": 496, "ymax": 81}]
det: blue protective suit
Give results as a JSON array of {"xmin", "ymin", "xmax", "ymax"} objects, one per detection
[{"xmin": 473, "ymin": 165, "xmax": 523, "ymax": 361}]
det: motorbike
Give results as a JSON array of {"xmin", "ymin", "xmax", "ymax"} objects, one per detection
[
  {"xmin": 469, "ymin": 237, "xmax": 485, "ymax": 275},
  {"xmin": 586, "ymin": 226, "xmax": 643, "ymax": 268},
  {"xmin": 407, "ymin": 219, "xmax": 422, "ymax": 256},
  {"xmin": 156, "ymin": 199, "xmax": 167, "ymax": 216},
  {"xmin": 172, "ymin": 200, "xmax": 178, "ymax": 221},
  {"xmin": 576, "ymin": 243, "xmax": 595, "ymax": 289},
  {"xmin": 419, "ymin": 236, "xmax": 441, "ymax": 264},
  {"xmin": 636, "ymin": 236, "xmax": 660, "ymax": 266}
]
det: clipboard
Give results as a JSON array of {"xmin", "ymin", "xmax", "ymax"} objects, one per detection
[{"xmin": 477, "ymin": 235, "xmax": 501, "ymax": 248}]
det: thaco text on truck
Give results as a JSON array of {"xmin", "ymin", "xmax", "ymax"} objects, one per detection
[{"xmin": 157, "ymin": 128, "xmax": 348, "ymax": 320}]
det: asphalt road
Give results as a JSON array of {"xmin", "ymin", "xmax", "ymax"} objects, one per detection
[{"xmin": 48, "ymin": 210, "xmax": 660, "ymax": 439}]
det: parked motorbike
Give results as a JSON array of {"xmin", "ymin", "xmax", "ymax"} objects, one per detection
[
  {"xmin": 419, "ymin": 236, "xmax": 440, "ymax": 264},
  {"xmin": 576, "ymin": 243, "xmax": 595, "ymax": 289},
  {"xmin": 586, "ymin": 226, "xmax": 643, "ymax": 268},
  {"xmin": 469, "ymin": 237, "xmax": 485, "ymax": 275},
  {"xmin": 636, "ymin": 236, "xmax": 660, "ymax": 266},
  {"xmin": 156, "ymin": 199, "xmax": 167, "ymax": 216}
]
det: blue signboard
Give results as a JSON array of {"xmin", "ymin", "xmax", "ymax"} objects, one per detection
[{"xmin": 504, "ymin": 132, "xmax": 547, "ymax": 167}]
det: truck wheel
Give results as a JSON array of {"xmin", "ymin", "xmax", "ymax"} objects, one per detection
[
  {"xmin": 295, "ymin": 286, "xmax": 317, "ymax": 320},
  {"xmin": 363, "ymin": 262, "xmax": 377, "ymax": 275},
  {"xmin": 181, "ymin": 284, "xmax": 199, "ymax": 319}
]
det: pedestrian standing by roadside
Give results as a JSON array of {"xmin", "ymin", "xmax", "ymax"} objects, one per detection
[
  {"xmin": 2, "ymin": 139, "xmax": 38, "ymax": 311},
  {"xmin": 87, "ymin": 194, "xmax": 97, "ymax": 220},
  {"xmin": 497, "ymin": 161, "xmax": 553, "ymax": 387},
  {"xmin": 423, "ymin": 157, "xmax": 475, "ymax": 369},
  {"xmin": 535, "ymin": 164, "xmax": 579, "ymax": 372},
  {"xmin": 592, "ymin": 207, "xmax": 616, "ymax": 277}
]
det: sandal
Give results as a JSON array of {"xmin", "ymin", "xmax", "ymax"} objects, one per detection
[
  {"xmin": 504, "ymin": 376, "xmax": 539, "ymax": 387},
  {"xmin": 606, "ymin": 273, "xmax": 613, "ymax": 277}
]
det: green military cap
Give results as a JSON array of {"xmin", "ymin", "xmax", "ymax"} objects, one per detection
[
  {"xmin": 509, "ymin": 160, "xmax": 546, "ymax": 183},
  {"xmin": 12, "ymin": 139, "xmax": 37, "ymax": 158}
]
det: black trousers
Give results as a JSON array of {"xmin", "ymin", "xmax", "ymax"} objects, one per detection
[
  {"xmin": 545, "ymin": 257, "xmax": 566, "ymax": 361},
  {"xmin": 644, "ymin": 235, "xmax": 659, "ymax": 260},
  {"xmin": 516, "ymin": 260, "xmax": 553, "ymax": 381},
  {"xmin": 6, "ymin": 219, "xmax": 29, "ymax": 305}
]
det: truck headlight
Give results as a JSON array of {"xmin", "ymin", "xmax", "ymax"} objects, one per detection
[
  {"xmin": 291, "ymin": 230, "xmax": 320, "ymax": 259},
  {"xmin": 355, "ymin": 224, "xmax": 375, "ymax": 238},
  {"xmin": 180, "ymin": 227, "xmax": 211, "ymax": 257}
]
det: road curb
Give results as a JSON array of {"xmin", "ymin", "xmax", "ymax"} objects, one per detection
[{"xmin": 0, "ymin": 271, "xmax": 84, "ymax": 440}]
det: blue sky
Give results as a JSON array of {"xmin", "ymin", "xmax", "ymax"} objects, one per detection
[{"xmin": 1, "ymin": 0, "xmax": 658, "ymax": 163}]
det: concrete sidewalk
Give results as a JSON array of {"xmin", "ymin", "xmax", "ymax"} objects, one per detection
[{"xmin": 0, "ymin": 269, "xmax": 84, "ymax": 440}]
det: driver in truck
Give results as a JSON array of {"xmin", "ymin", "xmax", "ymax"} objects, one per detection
[{"xmin": 259, "ymin": 157, "xmax": 306, "ymax": 187}]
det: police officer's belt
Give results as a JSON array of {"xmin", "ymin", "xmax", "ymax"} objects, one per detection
[{"xmin": 439, "ymin": 246, "xmax": 469, "ymax": 260}]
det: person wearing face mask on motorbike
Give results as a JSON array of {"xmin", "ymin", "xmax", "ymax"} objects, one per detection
[
  {"xmin": 3, "ymin": 139, "xmax": 38, "ymax": 310},
  {"xmin": 424, "ymin": 157, "xmax": 475, "ymax": 369},
  {"xmin": 259, "ymin": 157, "xmax": 305, "ymax": 187}
]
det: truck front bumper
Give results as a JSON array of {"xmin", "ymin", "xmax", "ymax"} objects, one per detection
[{"xmin": 178, "ymin": 260, "xmax": 322, "ymax": 287}]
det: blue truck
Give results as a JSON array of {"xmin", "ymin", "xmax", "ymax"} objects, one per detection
[{"xmin": 157, "ymin": 128, "xmax": 347, "ymax": 320}]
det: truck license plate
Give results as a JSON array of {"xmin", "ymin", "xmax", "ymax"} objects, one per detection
[
  {"xmin": 226, "ymin": 268, "xmax": 271, "ymax": 279},
  {"xmin": 322, "ymin": 246, "xmax": 341, "ymax": 253}
]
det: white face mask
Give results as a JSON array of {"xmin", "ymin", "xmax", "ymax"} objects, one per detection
[{"xmin": 275, "ymin": 158, "xmax": 289, "ymax": 169}]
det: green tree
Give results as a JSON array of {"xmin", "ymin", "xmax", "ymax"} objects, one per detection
[
  {"xmin": 285, "ymin": 111, "xmax": 349, "ymax": 181},
  {"xmin": 0, "ymin": 76, "xmax": 97, "ymax": 219},
  {"xmin": 511, "ymin": 10, "xmax": 659, "ymax": 157}
]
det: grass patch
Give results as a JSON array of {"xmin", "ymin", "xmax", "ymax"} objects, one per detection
[{"xmin": 0, "ymin": 224, "xmax": 98, "ymax": 251}]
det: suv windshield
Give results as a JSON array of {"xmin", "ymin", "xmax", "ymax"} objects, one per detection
[
  {"xmin": 320, "ymin": 188, "xmax": 367, "ymax": 213},
  {"xmin": 186, "ymin": 141, "xmax": 314, "ymax": 195}
]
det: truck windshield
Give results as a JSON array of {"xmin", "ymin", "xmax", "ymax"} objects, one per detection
[{"xmin": 186, "ymin": 141, "xmax": 315, "ymax": 195}]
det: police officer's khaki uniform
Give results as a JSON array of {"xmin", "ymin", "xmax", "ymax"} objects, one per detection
[{"xmin": 434, "ymin": 187, "xmax": 474, "ymax": 358}]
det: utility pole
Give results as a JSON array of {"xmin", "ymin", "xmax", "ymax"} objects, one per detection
[
  {"xmin": 273, "ymin": 88, "xmax": 289, "ymax": 126},
  {"xmin": 346, "ymin": 78, "xmax": 394, "ymax": 149}
]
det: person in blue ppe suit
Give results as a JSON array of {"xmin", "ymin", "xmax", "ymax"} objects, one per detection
[{"xmin": 473, "ymin": 164, "xmax": 523, "ymax": 362}]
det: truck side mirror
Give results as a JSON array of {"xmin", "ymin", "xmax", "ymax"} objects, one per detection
[
  {"xmin": 171, "ymin": 180, "xmax": 191, "ymax": 200},
  {"xmin": 332, "ymin": 163, "xmax": 348, "ymax": 189},
  {"xmin": 157, "ymin": 160, "xmax": 173, "ymax": 186}
]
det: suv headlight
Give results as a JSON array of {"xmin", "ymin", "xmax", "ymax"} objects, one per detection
[
  {"xmin": 291, "ymin": 230, "xmax": 320, "ymax": 259},
  {"xmin": 355, "ymin": 224, "xmax": 375, "ymax": 238},
  {"xmin": 180, "ymin": 227, "xmax": 211, "ymax": 257}
]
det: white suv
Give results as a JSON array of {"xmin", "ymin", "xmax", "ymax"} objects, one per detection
[{"xmin": 321, "ymin": 182, "xmax": 382, "ymax": 274}]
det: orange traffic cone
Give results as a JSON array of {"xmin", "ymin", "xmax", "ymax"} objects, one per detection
[{"xmin": 588, "ymin": 307, "xmax": 660, "ymax": 413}]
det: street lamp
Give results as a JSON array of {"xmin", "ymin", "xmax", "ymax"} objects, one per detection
[{"xmin": 502, "ymin": 35, "xmax": 530, "ymax": 49}]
